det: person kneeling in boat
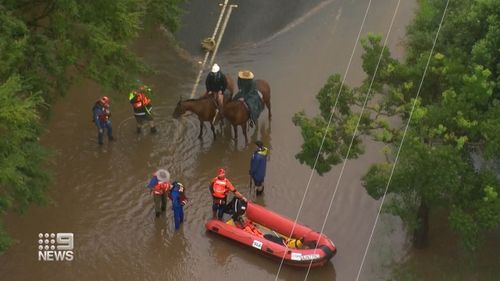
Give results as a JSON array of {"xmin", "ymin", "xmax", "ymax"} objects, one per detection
[
  {"xmin": 225, "ymin": 197, "xmax": 263, "ymax": 237},
  {"xmin": 209, "ymin": 168, "xmax": 247, "ymax": 220}
]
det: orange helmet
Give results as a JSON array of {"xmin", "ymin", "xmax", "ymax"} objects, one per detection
[
  {"xmin": 217, "ymin": 168, "xmax": 226, "ymax": 178},
  {"xmin": 100, "ymin": 96, "xmax": 110, "ymax": 104}
]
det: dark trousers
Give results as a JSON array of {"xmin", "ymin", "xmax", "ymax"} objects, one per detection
[
  {"xmin": 97, "ymin": 121, "xmax": 113, "ymax": 144},
  {"xmin": 212, "ymin": 198, "xmax": 226, "ymax": 220},
  {"xmin": 154, "ymin": 193, "xmax": 167, "ymax": 213}
]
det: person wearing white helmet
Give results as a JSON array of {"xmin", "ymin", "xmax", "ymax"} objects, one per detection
[
  {"xmin": 146, "ymin": 169, "xmax": 171, "ymax": 218},
  {"xmin": 204, "ymin": 63, "xmax": 228, "ymax": 117}
]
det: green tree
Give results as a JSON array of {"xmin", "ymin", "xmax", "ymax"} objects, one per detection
[
  {"xmin": 0, "ymin": 0, "xmax": 182, "ymax": 251},
  {"xmin": 293, "ymin": 0, "xmax": 500, "ymax": 250}
]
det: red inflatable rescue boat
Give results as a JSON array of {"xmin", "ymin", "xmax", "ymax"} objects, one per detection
[{"xmin": 205, "ymin": 202, "xmax": 337, "ymax": 268}]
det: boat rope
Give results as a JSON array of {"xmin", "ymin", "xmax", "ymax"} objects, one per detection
[
  {"xmin": 302, "ymin": 0, "xmax": 402, "ymax": 278},
  {"xmin": 354, "ymin": 1, "xmax": 450, "ymax": 280},
  {"xmin": 274, "ymin": 0, "xmax": 375, "ymax": 279}
]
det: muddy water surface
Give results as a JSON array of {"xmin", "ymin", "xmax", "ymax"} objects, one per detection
[{"xmin": 0, "ymin": 1, "xmax": 416, "ymax": 280}]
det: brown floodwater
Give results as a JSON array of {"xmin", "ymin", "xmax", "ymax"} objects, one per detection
[{"xmin": 0, "ymin": 0, "xmax": 417, "ymax": 280}]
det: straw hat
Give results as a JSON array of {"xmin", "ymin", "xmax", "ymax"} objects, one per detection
[
  {"xmin": 156, "ymin": 169, "xmax": 170, "ymax": 182},
  {"xmin": 238, "ymin": 70, "xmax": 254, "ymax": 80}
]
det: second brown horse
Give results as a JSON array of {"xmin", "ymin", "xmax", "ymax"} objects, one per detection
[{"xmin": 223, "ymin": 79, "xmax": 271, "ymax": 144}]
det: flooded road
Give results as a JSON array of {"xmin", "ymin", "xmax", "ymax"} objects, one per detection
[{"xmin": 0, "ymin": 1, "xmax": 416, "ymax": 280}]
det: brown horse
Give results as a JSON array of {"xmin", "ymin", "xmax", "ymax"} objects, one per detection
[
  {"xmin": 172, "ymin": 75, "xmax": 235, "ymax": 140},
  {"xmin": 224, "ymin": 79, "xmax": 271, "ymax": 144}
]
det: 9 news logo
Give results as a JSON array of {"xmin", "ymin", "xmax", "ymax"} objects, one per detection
[{"xmin": 37, "ymin": 233, "xmax": 74, "ymax": 261}]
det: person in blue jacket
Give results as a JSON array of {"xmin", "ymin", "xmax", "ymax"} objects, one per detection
[
  {"xmin": 169, "ymin": 181, "xmax": 188, "ymax": 230},
  {"xmin": 249, "ymin": 140, "xmax": 269, "ymax": 195},
  {"xmin": 92, "ymin": 96, "xmax": 114, "ymax": 145}
]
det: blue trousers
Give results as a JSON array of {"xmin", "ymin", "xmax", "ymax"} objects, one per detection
[
  {"xmin": 97, "ymin": 121, "xmax": 113, "ymax": 144},
  {"xmin": 173, "ymin": 206, "xmax": 184, "ymax": 230},
  {"xmin": 212, "ymin": 201, "xmax": 225, "ymax": 220}
]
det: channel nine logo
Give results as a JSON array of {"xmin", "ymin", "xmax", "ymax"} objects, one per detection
[{"xmin": 37, "ymin": 232, "xmax": 74, "ymax": 261}]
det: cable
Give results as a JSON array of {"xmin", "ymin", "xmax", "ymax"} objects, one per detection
[
  {"xmin": 303, "ymin": 0, "xmax": 402, "ymax": 279},
  {"xmin": 354, "ymin": 1, "xmax": 450, "ymax": 280},
  {"xmin": 274, "ymin": 1, "xmax": 374, "ymax": 279},
  {"xmin": 189, "ymin": 0, "xmax": 229, "ymax": 98}
]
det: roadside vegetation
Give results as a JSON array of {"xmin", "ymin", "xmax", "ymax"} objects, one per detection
[
  {"xmin": 0, "ymin": 0, "xmax": 182, "ymax": 251},
  {"xmin": 294, "ymin": 0, "xmax": 499, "ymax": 258}
]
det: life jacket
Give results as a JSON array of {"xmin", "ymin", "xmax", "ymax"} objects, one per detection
[
  {"xmin": 152, "ymin": 181, "xmax": 170, "ymax": 195},
  {"xmin": 93, "ymin": 103, "xmax": 110, "ymax": 122},
  {"xmin": 285, "ymin": 238, "xmax": 303, "ymax": 249},
  {"xmin": 212, "ymin": 178, "xmax": 229, "ymax": 199},
  {"xmin": 242, "ymin": 220, "xmax": 263, "ymax": 237},
  {"xmin": 130, "ymin": 92, "xmax": 151, "ymax": 109},
  {"xmin": 257, "ymin": 147, "xmax": 269, "ymax": 157}
]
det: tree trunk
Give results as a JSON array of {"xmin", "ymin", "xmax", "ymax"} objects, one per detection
[{"xmin": 413, "ymin": 201, "xmax": 429, "ymax": 249}]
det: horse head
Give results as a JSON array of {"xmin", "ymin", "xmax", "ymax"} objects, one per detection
[{"xmin": 172, "ymin": 96, "xmax": 185, "ymax": 118}]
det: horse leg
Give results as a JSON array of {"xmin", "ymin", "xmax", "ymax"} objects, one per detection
[
  {"xmin": 242, "ymin": 122, "xmax": 248, "ymax": 144},
  {"xmin": 266, "ymin": 98, "xmax": 272, "ymax": 121},
  {"xmin": 210, "ymin": 122, "xmax": 216, "ymax": 140},
  {"xmin": 198, "ymin": 119, "xmax": 204, "ymax": 139},
  {"xmin": 233, "ymin": 125, "xmax": 238, "ymax": 141}
]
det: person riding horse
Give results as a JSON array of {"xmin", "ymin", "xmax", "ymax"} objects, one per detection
[
  {"xmin": 232, "ymin": 70, "xmax": 263, "ymax": 127},
  {"xmin": 204, "ymin": 63, "xmax": 228, "ymax": 118}
]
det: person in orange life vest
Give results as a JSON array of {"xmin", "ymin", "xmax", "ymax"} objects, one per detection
[
  {"xmin": 129, "ymin": 84, "xmax": 157, "ymax": 134},
  {"xmin": 92, "ymin": 96, "xmax": 114, "ymax": 145},
  {"xmin": 209, "ymin": 168, "xmax": 247, "ymax": 220},
  {"xmin": 146, "ymin": 169, "xmax": 171, "ymax": 218}
]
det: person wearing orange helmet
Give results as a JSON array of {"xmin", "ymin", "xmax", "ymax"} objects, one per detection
[
  {"xmin": 92, "ymin": 96, "xmax": 114, "ymax": 145},
  {"xmin": 209, "ymin": 168, "xmax": 247, "ymax": 220}
]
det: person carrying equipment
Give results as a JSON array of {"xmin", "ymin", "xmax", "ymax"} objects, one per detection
[
  {"xmin": 147, "ymin": 169, "xmax": 171, "ymax": 218},
  {"xmin": 129, "ymin": 84, "xmax": 157, "ymax": 134},
  {"xmin": 209, "ymin": 168, "xmax": 247, "ymax": 220},
  {"xmin": 92, "ymin": 96, "xmax": 114, "ymax": 145}
]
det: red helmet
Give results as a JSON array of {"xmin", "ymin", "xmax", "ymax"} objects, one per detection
[
  {"xmin": 100, "ymin": 96, "xmax": 110, "ymax": 104},
  {"xmin": 217, "ymin": 168, "xmax": 226, "ymax": 178}
]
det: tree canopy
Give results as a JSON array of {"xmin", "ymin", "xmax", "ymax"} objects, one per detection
[
  {"xmin": 0, "ymin": 0, "xmax": 182, "ymax": 251},
  {"xmin": 293, "ymin": 0, "xmax": 500, "ymax": 250}
]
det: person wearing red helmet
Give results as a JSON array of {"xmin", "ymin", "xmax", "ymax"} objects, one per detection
[
  {"xmin": 91, "ymin": 96, "xmax": 114, "ymax": 145},
  {"xmin": 209, "ymin": 168, "xmax": 247, "ymax": 220}
]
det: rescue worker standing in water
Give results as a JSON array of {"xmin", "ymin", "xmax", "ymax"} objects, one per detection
[
  {"xmin": 129, "ymin": 84, "xmax": 157, "ymax": 134},
  {"xmin": 147, "ymin": 169, "xmax": 171, "ymax": 218},
  {"xmin": 250, "ymin": 140, "xmax": 269, "ymax": 195},
  {"xmin": 169, "ymin": 181, "xmax": 188, "ymax": 230},
  {"xmin": 92, "ymin": 96, "xmax": 114, "ymax": 145},
  {"xmin": 209, "ymin": 168, "xmax": 247, "ymax": 220}
]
